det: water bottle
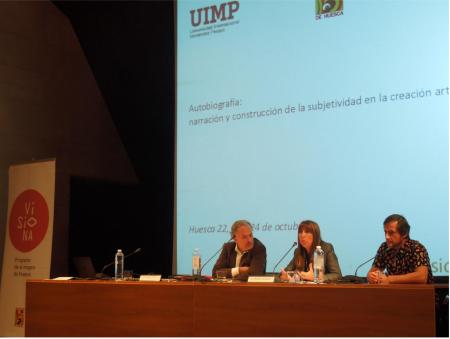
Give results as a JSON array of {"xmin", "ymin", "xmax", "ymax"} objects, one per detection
[
  {"xmin": 192, "ymin": 248, "xmax": 201, "ymax": 279},
  {"xmin": 313, "ymin": 245, "xmax": 324, "ymax": 283},
  {"xmin": 115, "ymin": 249, "xmax": 124, "ymax": 280}
]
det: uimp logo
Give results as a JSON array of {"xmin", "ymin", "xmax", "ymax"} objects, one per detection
[
  {"xmin": 9, "ymin": 189, "xmax": 49, "ymax": 253},
  {"xmin": 190, "ymin": 1, "xmax": 239, "ymax": 27}
]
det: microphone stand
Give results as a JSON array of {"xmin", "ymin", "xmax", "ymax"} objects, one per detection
[
  {"xmin": 354, "ymin": 256, "xmax": 375, "ymax": 277},
  {"xmin": 272, "ymin": 242, "xmax": 297, "ymax": 274},
  {"xmin": 341, "ymin": 256, "xmax": 375, "ymax": 283},
  {"xmin": 341, "ymin": 247, "xmax": 390, "ymax": 283},
  {"xmin": 199, "ymin": 238, "xmax": 232, "ymax": 277}
]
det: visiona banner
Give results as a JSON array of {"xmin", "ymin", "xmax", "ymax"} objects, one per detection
[{"xmin": 0, "ymin": 159, "xmax": 55, "ymax": 336}]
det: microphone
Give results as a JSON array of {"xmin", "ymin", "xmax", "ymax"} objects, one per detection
[
  {"xmin": 354, "ymin": 256, "xmax": 375, "ymax": 277},
  {"xmin": 272, "ymin": 242, "xmax": 297, "ymax": 273},
  {"xmin": 355, "ymin": 247, "xmax": 392, "ymax": 277},
  {"xmin": 200, "ymin": 238, "xmax": 232, "ymax": 276},
  {"xmin": 98, "ymin": 248, "xmax": 142, "ymax": 278},
  {"xmin": 341, "ymin": 247, "xmax": 390, "ymax": 283}
]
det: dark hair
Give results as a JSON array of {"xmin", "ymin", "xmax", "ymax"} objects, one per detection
[
  {"xmin": 384, "ymin": 214, "xmax": 410, "ymax": 237},
  {"xmin": 298, "ymin": 220, "xmax": 322, "ymax": 253},
  {"xmin": 293, "ymin": 220, "xmax": 323, "ymax": 270}
]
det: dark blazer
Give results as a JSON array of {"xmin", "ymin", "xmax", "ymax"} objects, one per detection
[
  {"xmin": 284, "ymin": 240, "xmax": 342, "ymax": 282},
  {"xmin": 212, "ymin": 238, "xmax": 266, "ymax": 281}
]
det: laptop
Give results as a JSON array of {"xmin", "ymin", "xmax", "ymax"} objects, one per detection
[{"xmin": 72, "ymin": 256, "xmax": 97, "ymax": 278}]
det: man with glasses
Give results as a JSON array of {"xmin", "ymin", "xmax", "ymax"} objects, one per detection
[{"xmin": 367, "ymin": 214, "xmax": 433, "ymax": 284}]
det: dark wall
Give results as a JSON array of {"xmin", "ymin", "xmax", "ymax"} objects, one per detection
[
  {"xmin": 69, "ymin": 177, "xmax": 171, "ymax": 276},
  {"xmin": 0, "ymin": 1, "xmax": 139, "ymax": 280},
  {"xmin": 54, "ymin": 1, "xmax": 175, "ymax": 275}
]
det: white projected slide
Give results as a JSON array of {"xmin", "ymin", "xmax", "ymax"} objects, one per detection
[{"xmin": 176, "ymin": 0, "xmax": 449, "ymax": 276}]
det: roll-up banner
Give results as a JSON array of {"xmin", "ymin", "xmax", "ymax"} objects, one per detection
[{"xmin": 0, "ymin": 159, "xmax": 55, "ymax": 336}]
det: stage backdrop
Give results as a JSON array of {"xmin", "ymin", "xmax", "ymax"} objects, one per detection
[{"xmin": 0, "ymin": 159, "xmax": 55, "ymax": 336}]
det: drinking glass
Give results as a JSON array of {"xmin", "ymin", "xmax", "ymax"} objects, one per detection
[
  {"xmin": 286, "ymin": 271, "xmax": 296, "ymax": 283},
  {"xmin": 215, "ymin": 269, "xmax": 227, "ymax": 282},
  {"xmin": 123, "ymin": 270, "xmax": 133, "ymax": 281},
  {"xmin": 377, "ymin": 269, "xmax": 387, "ymax": 284},
  {"xmin": 294, "ymin": 270, "xmax": 303, "ymax": 284}
]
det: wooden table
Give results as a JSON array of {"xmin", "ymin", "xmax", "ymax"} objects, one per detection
[{"xmin": 25, "ymin": 279, "xmax": 438, "ymax": 336}]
